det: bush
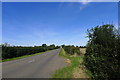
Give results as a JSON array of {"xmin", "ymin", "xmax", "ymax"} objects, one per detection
[
  {"xmin": 84, "ymin": 24, "xmax": 120, "ymax": 79},
  {"xmin": 62, "ymin": 45, "xmax": 80, "ymax": 55}
]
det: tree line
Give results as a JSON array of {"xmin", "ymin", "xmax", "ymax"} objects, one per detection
[
  {"xmin": 2, "ymin": 43, "xmax": 60, "ymax": 60},
  {"xmin": 84, "ymin": 24, "xmax": 120, "ymax": 79}
]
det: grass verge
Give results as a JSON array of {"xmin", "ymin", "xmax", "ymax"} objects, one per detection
[
  {"xmin": 52, "ymin": 48, "xmax": 84, "ymax": 78},
  {"xmin": 84, "ymin": 69, "xmax": 93, "ymax": 78},
  {"xmin": 1, "ymin": 49, "xmax": 54, "ymax": 62}
]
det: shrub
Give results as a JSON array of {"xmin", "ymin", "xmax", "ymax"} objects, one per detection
[
  {"xmin": 84, "ymin": 24, "xmax": 120, "ymax": 79},
  {"xmin": 62, "ymin": 45, "xmax": 80, "ymax": 55}
]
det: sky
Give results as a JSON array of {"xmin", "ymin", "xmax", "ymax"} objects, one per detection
[{"xmin": 2, "ymin": 2, "xmax": 118, "ymax": 46}]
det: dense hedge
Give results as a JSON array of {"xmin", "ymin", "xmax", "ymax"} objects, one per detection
[
  {"xmin": 62, "ymin": 45, "xmax": 80, "ymax": 55},
  {"xmin": 2, "ymin": 43, "xmax": 60, "ymax": 60},
  {"xmin": 84, "ymin": 24, "xmax": 120, "ymax": 79},
  {"xmin": 79, "ymin": 46, "xmax": 86, "ymax": 48}
]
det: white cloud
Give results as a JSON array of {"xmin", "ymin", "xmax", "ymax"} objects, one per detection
[
  {"xmin": 80, "ymin": 0, "xmax": 93, "ymax": 5},
  {"xmin": 80, "ymin": 1, "xmax": 89, "ymax": 5},
  {"xmin": 79, "ymin": 0, "xmax": 93, "ymax": 10}
]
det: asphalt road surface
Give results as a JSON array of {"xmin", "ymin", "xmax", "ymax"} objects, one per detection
[{"xmin": 2, "ymin": 49, "xmax": 67, "ymax": 78}]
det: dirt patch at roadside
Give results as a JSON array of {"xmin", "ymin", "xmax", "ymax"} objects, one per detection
[
  {"xmin": 73, "ymin": 48, "xmax": 90, "ymax": 79},
  {"xmin": 65, "ymin": 59, "xmax": 71, "ymax": 64},
  {"xmin": 73, "ymin": 65, "xmax": 90, "ymax": 79}
]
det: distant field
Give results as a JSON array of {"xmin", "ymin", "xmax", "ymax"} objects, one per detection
[{"xmin": 79, "ymin": 48, "xmax": 86, "ymax": 55}]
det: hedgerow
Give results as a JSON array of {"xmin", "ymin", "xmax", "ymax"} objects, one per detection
[
  {"xmin": 62, "ymin": 45, "xmax": 80, "ymax": 55},
  {"xmin": 2, "ymin": 43, "xmax": 60, "ymax": 60},
  {"xmin": 84, "ymin": 24, "xmax": 120, "ymax": 79}
]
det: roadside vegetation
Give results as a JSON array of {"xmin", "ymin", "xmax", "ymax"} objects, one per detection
[
  {"xmin": 52, "ymin": 48, "xmax": 88, "ymax": 79},
  {"xmin": 53, "ymin": 24, "xmax": 120, "ymax": 79},
  {"xmin": 1, "ymin": 24, "xmax": 119, "ymax": 79},
  {"xmin": 1, "ymin": 43, "xmax": 60, "ymax": 61},
  {"xmin": 61, "ymin": 45, "xmax": 81, "ymax": 55},
  {"xmin": 84, "ymin": 24, "xmax": 120, "ymax": 79}
]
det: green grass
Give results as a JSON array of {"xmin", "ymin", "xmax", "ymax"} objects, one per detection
[
  {"xmin": 1, "ymin": 50, "xmax": 54, "ymax": 62},
  {"xmin": 85, "ymin": 69, "xmax": 93, "ymax": 78},
  {"xmin": 52, "ymin": 48, "xmax": 84, "ymax": 78}
]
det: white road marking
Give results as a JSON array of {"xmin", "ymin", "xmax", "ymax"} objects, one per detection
[{"xmin": 28, "ymin": 59, "xmax": 35, "ymax": 63}]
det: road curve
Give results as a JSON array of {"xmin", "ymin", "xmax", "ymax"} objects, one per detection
[{"xmin": 2, "ymin": 49, "xmax": 67, "ymax": 78}]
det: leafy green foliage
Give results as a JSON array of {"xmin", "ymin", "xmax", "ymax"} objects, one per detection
[
  {"xmin": 2, "ymin": 43, "xmax": 60, "ymax": 60},
  {"xmin": 79, "ymin": 46, "xmax": 86, "ymax": 48},
  {"xmin": 84, "ymin": 24, "xmax": 120, "ymax": 79},
  {"xmin": 62, "ymin": 45, "xmax": 80, "ymax": 55}
]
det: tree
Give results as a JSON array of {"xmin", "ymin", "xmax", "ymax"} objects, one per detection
[
  {"xmin": 50, "ymin": 44, "xmax": 55, "ymax": 48},
  {"xmin": 61, "ymin": 45, "xmax": 65, "ymax": 48},
  {"xmin": 42, "ymin": 44, "xmax": 47, "ymax": 47}
]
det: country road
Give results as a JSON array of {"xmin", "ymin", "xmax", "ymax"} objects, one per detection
[{"xmin": 2, "ymin": 49, "xmax": 67, "ymax": 78}]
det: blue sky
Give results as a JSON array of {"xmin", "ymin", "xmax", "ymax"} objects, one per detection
[{"xmin": 2, "ymin": 2, "xmax": 118, "ymax": 46}]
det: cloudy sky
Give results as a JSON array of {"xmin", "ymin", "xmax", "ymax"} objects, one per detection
[{"xmin": 2, "ymin": 2, "xmax": 118, "ymax": 46}]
